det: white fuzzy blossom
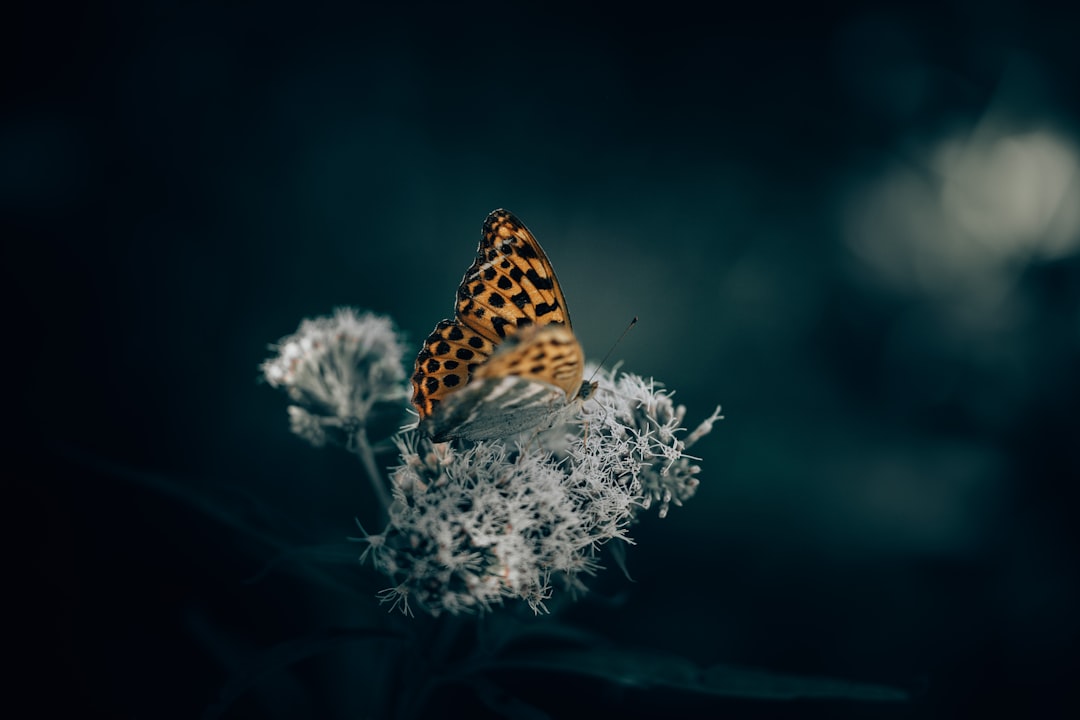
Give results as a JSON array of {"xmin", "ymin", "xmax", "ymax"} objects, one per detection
[
  {"xmin": 361, "ymin": 364, "xmax": 722, "ymax": 616},
  {"xmin": 261, "ymin": 308, "xmax": 408, "ymax": 447},
  {"xmin": 579, "ymin": 366, "xmax": 724, "ymax": 519}
]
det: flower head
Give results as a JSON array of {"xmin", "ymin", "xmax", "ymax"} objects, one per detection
[
  {"xmin": 362, "ymin": 434, "xmax": 629, "ymax": 615},
  {"xmin": 579, "ymin": 366, "xmax": 724, "ymax": 519},
  {"xmin": 261, "ymin": 308, "xmax": 408, "ymax": 447},
  {"xmin": 361, "ymin": 365, "xmax": 722, "ymax": 615}
]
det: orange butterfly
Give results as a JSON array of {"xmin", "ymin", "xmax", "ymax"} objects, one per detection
[{"xmin": 411, "ymin": 209, "xmax": 591, "ymax": 441}]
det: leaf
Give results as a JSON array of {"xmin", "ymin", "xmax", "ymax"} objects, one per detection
[
  {"xmin": 477, "ymin": 647, "xmax": 909, "ymax": 702},
  {"xmin": 471, "ymin": 676, "xmax": 552, "ymax": 720},
  {"xmin": 473, "ymin": 612, "xmax": 608, "ymax": 658},
  {"xmin": 480, "ymin": 647, "xmax": 698, "ymax": 689},
  {"xmin": 700, "ymin": 664, "xmax": 910, "ymax": 701}
]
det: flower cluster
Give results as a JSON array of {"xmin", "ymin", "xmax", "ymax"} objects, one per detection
[
  {"xmin": 578, "ymin": 367, "xmax": 723, "ymax": 519},
  {"xmin": 261, "ymin": 308, "xmax": 408, "ymax": 447},
  {"xmin": 263, "ymin": 309, "xmax": 722, "ymax": 616},
  {"xmin": 361, "ymin": 365, "xmax": 722, "ymax": 616},
  {"xmin": 361, "ymin": 434, "xmax": 625, "ymax": 615}
]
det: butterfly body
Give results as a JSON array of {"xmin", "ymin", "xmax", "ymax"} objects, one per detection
[{"xmin": 411, "ymin": 210, "xmax": 587, "ymax": 442}]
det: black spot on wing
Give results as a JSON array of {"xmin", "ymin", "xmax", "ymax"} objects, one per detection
[
  {"xmin": 491, "ymin": 316, "xmax": 510, "ymax": 338},
  {"xmin": 516, "ymin": 242, "xmax": 539, "ymax": 260},
  {"xmin": 524, "ymin": 268, "xmax": 553, "ymax": 290}
]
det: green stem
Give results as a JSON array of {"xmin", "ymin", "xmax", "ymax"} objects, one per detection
[{"xmin": 353, "ymin": 425, "xmax": 393, "ymax": 520}]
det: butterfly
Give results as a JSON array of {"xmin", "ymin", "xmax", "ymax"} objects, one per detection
[{"xmin": 411, "ymin": 209, "xmax": 592, "ymax": 442}]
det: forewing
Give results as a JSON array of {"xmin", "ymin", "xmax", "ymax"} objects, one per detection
[{"xmin": 455, "ymin": 209, "xmax": 573, "ymax": 343}]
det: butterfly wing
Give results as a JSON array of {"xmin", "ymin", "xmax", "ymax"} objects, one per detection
[
  {"xmin": 455, "ymin": 209, "xmax": 573, "ymax": 342},
  {"xmin": 472, "ymin": 324, "xmax": 583, "ymax": 397},
  {"xmin": 412, "ymin": 319, "xmax": 498, "ymax": 420},
  {"xmin": 422, "ymin": 325, "xmax": 584, "ymax": 442},
  {"xmin": 411, "ymin": 209, "xmax": 583, "ymax": 439}
]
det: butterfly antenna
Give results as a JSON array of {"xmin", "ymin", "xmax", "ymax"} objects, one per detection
[{"xmin": 588, "ymin": 316, "xmax": 638, "ymax": 383}]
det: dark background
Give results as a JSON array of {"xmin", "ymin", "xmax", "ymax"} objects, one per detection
[{"xmin": 8, "ymin": 0, "xmax": 1080, "ymax": 716}]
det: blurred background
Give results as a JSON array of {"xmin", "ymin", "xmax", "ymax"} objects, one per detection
[{"xmin": 9, "ymin": 0, "xmax": 1079, "ymax": 716}]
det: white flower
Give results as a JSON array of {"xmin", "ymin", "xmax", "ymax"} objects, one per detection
[
  {"xmin": 361, "ymin": 366, "xmax": 722, "ymax": 616},
  {"xmin": 364, "ymin": 436, "xmax": 623, "ymax": 615},
  {"xmin": 261, "ymin": 308, "xmax": 408, "ymax": 446},
  {"xmin": 580, "ymin": 366, "xmax": 723, "ymax": 519}
]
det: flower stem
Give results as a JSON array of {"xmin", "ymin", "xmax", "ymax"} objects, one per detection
[{"xmin": 353, "ymin": 426, "xmax": 393, "ymax": 520}]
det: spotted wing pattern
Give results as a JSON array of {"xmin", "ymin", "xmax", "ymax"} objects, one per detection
[{"xmin": 411, "ymin": 209, "xmax": 586, "ymax": 441}]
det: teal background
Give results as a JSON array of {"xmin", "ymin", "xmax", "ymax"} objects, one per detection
[{"xmin": 9, "ymin": 0, "xmax": 1080, "ymax": 716}]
